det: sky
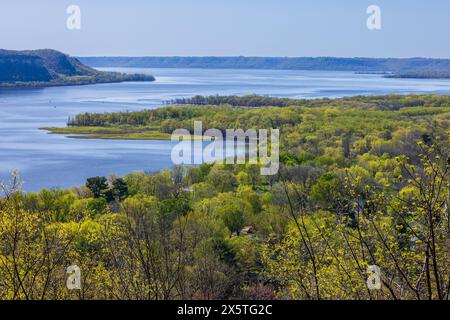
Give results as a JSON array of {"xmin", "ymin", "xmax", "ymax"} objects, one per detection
[{"xmin": 0, "ymin": 0, "xmax": 449, "ymax": 58}]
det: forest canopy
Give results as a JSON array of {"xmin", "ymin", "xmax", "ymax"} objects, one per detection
[{"xmin": 3, "ymin": 94, "xmax": 450, "ymax": 300}]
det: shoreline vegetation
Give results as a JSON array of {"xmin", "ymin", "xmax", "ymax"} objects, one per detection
[
  {"xmin": 4, "ymin": 93, "xmax": 450, "ymax": 300},
  {"xmin": 0, "ymin": 73, "xmax": 156, "ymax": 89},
  {"xmin": 0, "ymin": 49, "xmax": 155, "ymax": 89},
  {"xmin": 79, "ymin": 56, "xmax": 450, "ymax": 79},
  {"xmin": 0, "ymin": 72, "xmax": 155, "ymax": 89}
]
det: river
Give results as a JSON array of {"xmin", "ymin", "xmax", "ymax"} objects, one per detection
[{"xmin": 1, "ymin": 67, "xmax": 450, "ymax": 191}]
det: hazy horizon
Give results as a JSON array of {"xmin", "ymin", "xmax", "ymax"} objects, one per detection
[
  {"xmin": 73, "ymin": 55, "xmax": 450, "ymax": 59},
  {"xmin": 4, "ymin": 49, "xmax": 450, "ymax": 60}
]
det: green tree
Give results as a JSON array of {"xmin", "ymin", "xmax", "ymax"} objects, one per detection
[
  {"xmin": 217, "ymin": 195, "xmax": 248, "ymax": 236},
  {"xmin": 105, "ymin": 178, "xmax": 129, "ymax": 202},
  {"xmin": 86, "ymin": 176, "xmax": 108, "ymax": 199}
]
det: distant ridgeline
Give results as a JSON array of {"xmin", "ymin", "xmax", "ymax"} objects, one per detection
[
  {"xmin": 78, "ymin": 56, "xmax": 450, "ymax": 79},
  {"xmin": 0, "ymin": 49, "xmax": 155, "ymax": 88}
]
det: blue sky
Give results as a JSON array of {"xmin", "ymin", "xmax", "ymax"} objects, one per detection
[{"xmin": 0, "ymin": 0, "xmax": 449, "ymax": 58}]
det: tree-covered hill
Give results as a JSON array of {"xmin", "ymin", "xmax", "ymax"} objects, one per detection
[{"xmin": 0, "ymin": 49, "xmax": 155, "ymax": 88}]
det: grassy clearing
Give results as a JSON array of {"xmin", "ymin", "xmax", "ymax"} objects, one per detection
[
  {"xmin": 42, "ymin": 126, "xmax": 172, "ymax": 140},
  {"xmin": 41, "ymin": 126, "xmax": 207, "ymax": 141}
]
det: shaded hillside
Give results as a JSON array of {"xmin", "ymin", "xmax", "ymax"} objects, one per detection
[{"xmin": 0, "ymin": 49, "xmax": 155, "ymax": 88}]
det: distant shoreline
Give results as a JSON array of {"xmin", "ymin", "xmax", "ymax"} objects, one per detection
[
  {"xmin": 0, "ymin": 75, "xmax": 156, "ymax": 90},
  {"xmin": 78, "ymin": 56, "xmax": 450, "ymax": 79}
]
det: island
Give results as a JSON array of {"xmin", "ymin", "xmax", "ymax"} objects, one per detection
[
  {"xmin": 43, "ymin": 94, "xmax": 450, "ymax": 141},
  {"xmin": 0, "ymin": 49, "xmax": 155, "ymax": 89}
]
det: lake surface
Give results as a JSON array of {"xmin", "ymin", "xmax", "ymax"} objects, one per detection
[{"xmin": 1, "ymin": 67, "xmax": 450, "ymax": 192}]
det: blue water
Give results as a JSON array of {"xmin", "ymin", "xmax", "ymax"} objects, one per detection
[{"xmin": 1, "ymin": 67, "xmax": 450, "ymax": 192}]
